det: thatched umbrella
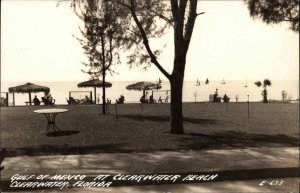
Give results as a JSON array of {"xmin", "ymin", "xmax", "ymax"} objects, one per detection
[
  {"xmin": 126, "ymin": 81, "xmax": 162, "ymax": 97},
  {"xmin": 8, "ymin": 82, "xmax": 50, "ymax": 106},
  {"xmin": 77, "ymin": 79, "xmax": 112, "ymax": 103}
]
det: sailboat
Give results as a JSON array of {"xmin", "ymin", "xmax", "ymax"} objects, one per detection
[
  {"xmin": 196, "ymin": 78, "xmax": 200, "ymax": 86},
  {"xmin": 221, "ymin": 78, "xmax": 226, "ymax": 84},
  {"xmin": 158, "ymin": 78, "xmax": 162, "ymax": 84},
  {"xmin": 205, "ymin": 78, "xmax": 209, "ymax": 84}
]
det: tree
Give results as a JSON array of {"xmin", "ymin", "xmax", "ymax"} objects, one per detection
[
  {"xmin": 115, "ymin": 0, "xmax": 204, "ymax": 134},
  {"xmin": 75, "ymin": 0, "xmax": 129, "ymax": 114},
  {"xmin": 255, "ymin": 79, "xmax": 272, "ymax": 103},
  {"xmin": 245, "ymin": 0, "xmax": 299, "ymax": 32},
  {"xmin": 70, "ymin": 0, "xmax": 203, "ymax": 134}
]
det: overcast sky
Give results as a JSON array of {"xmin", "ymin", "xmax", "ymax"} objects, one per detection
[{"xmin": 1, "ymin": 0, "xmax": 299, "ymax": 82}]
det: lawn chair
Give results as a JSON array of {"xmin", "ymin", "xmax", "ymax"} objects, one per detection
[
  {"xmin": 67, "ymin": 97, "xmax": 80, "ymax": 105},
  {"xmin": 164, "ymin": 95, "xmax": 169, "ymax": 103},
  {"xmin": 42, "ymin": 97, "xmax": 55, "ymax": 105}
]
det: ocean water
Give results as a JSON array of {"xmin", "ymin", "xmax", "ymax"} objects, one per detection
[{"xmin": 1, "ymin": 80, "xmax": 298, "ymax": 106}]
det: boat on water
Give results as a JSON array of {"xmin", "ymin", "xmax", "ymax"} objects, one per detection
[
  {"xmin": 158, "ymin": 78, "xmax": 162, "ymax": 84},
  {"xmin": 221, "ymin": 78, "xmax": 226, "ymax": 84},
  {"xmin": 196, "ymin": 78, "xmax": 200, "ymax": 86},
  {"xmin": 205, "ymin": 78, "xmax": 209, "ymax": 84}
]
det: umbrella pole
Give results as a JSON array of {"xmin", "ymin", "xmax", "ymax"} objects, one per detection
[
  {"xmin": 94, "ymin": 87, "xmax": 97, "ymax": 104},
  {"xmin": 13, "ymin": 92, "xmax": 15, "ymax": 106},
  {"xmin": 29, "ymin": 92, "xmax": 32, "ymax": 106}
]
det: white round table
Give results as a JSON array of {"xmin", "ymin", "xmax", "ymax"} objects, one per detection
[{"xmin": 34, "ymin": 109, "xmax": 68, "ymax": 133}]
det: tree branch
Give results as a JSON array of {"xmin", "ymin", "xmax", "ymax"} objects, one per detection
[
  {"xmin": 183, "ymin": 0, "xmax": 198, "ymax": 52},
  {"xmin": 196, "ymin": 12, "xmax": 205, "ymax": 16},
  {"xmin": 130, "ymin": 0, "xmax": 171, "ymax": 79},
  {"xmin": 170, "ymin": 0, "xmax": 179, "ymax": 22},
  {"xmin": 148, "ymin": 9, "xmax": 174, "ymax": 26}
]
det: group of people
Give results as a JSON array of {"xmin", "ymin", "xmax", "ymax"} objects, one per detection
[
  {"xmin": 32, "ymin": 90, "xmax": 230, "ymax": 105},
  {"xmin": 33, "ymin": 91, "xmax": 55, "ymax": 105},
  {"xmin": 67, "ymin": 95, "xmax": 92, "ymax": 105},
  {"xmin": 140, "ymin": 92, "xmax": 169, "ymax": 104},
  {"xmin": 140, "ymin": 95, "xmax": 154, "ymax": 103},
  {"xmin": 116, "ymin": 95, "xmax": 125, "ymax": 104},
  {"xmin": 213, "ymin": 89, "xmax": 230, "ymax": 103}
]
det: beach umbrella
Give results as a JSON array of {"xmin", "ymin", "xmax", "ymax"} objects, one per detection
[
  {"xmin": 77, "ymin": 79, "xmax": 112, "ymax": 103},
  {"xmin": 8, "ymin": 82, "xmax": 50, "ymax": 106},
  {"xmin": 126, "ymin": 81, "xmax": 162, "ymax": 97}
]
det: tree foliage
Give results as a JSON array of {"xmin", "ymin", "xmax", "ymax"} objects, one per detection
[
  {"xmin": 68, "ymin": 0, "xmax": 203, "ymax": 134},
  {"xmin": 74, "ymin": 0, "xmax": 134, "ymax": 114},
  {"xmin": 75, "ymin": 0, "xmax": 124, "ymax": 78},
  {"xmin": 71, "ymin": 0, "xmax": 171, "ymax": 71},
  {"xmin": 246, "ymin": 0, "xmax": 299, "ymax": 32}
]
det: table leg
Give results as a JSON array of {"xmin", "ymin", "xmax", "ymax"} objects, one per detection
[
  {"xmin": 51, "ymin": 113, "xmax": 61, "ymax": 131},
  {"xmin": 41, "ymin": 113, "xmax": 61, "ymax": 133}
]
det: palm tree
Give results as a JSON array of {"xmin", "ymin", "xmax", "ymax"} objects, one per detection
[{"xmin": 254, "ymin": 79, "xmax": 272, "ymax": 103}]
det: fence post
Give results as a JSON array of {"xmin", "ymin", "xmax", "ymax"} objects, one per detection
[
  {"xmin": 115, "ymin": 103, "xmax": 118, "ymax": 121},
  {"xmin": 141, "ymin": 103, "xmax": 143, "ymax": 112},
  {"xmin": 13, "ymin": 92, "xmax": 15, "ymax": 106},
  {"xmin": 226, "ymin": 102, "xmax": 228, "ymax": 112},
  {"xmin": 247, "ymin": 95, "xmax": 250, "ymax": 119},
  {"xmin": 106, "ymin": 103, "xmax": 110, "ymax": 114}
]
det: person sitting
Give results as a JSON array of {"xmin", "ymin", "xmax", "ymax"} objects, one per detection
[
  {"xmin": 67, "ymin": 97, "xmax": 78, "ymax": 105},
  {"xmin": 81, "ymin": 95, "xmax": 91, "ymax": 104},
  {"xmin": 116, "ymin": 95, "xmax": 125, "ymax": 104},
  {"xmin": 213, "ymin": 89, "xmax": 221, "ymax": 102},
  {"xmin": 223, "ymin": 94, "xmax": 230, "ymax": 103},
  {"xmin": 140, "ymin": 95, "xmax": 147, "ymax": 103},
  {"xmin": 0, "ymin": 97, "xmax": 7, "ymax": 107},
  {"xmin": 42, "ymin": 91, "xmax": 55, "ymax": 105},
  {"xmin": 149, "ymin": 95, "xmax": 155, "ymax": 103},
  {"xmin": 33, "ymin": 95, "xmax": 40, "ymax": 105},
  {"xmin": 213, "ymin": 89, "xmax": 218, "ymax": 102}
]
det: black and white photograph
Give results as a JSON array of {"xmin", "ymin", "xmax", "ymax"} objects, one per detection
[{"xmin": 0, "ymin": 0, "xmax": 299, "ymax": 192}]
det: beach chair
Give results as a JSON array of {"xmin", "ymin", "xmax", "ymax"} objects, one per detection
[
  {"xmin": 42, "ymin": 97, "xmax": 55, "ymax": 105},
  {"xmin": 164, "ymin": 96, "xmax": 169, "ymax": 103},
  {"xmin": 0, "ymin": 97, "xmax": 8, "ymax": 107},
  {"xmin": 209, "ymin": 95, "xmax": 214, "ymax": 102}
]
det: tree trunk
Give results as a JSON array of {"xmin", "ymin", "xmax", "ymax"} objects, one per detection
[
  {"xmin": 170, "ymin": 58, "xmax": 185, "ymax": 134},
  {"xmin": 263, "ymin": 89, "xmax": 268, "ymax": 103},
  {"xmin": 102, "ymin": 72, "xmax": 106, "ymax": 114},
  {"xmin": 170, "ymin": 76, "xmax": 184, "ymax": 134}
]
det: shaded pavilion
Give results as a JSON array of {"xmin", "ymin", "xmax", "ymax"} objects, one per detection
[
  {"xmin": 8, "ymin": 82, "xmax": 50, "ymax": 106},
  {"xmin": 77, "ymin": 79, "xmax": 112, "ymax": 104},
  {"xmin": 126, "ymin": 81, "xmax": 162, "ymax": 98}
]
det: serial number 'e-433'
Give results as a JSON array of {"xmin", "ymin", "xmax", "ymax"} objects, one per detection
[{"xmin": 259, "ymin": 180, "xmax": 284, "ymax": 186}]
